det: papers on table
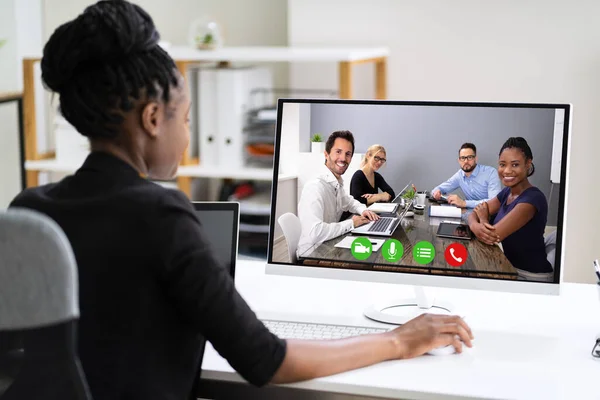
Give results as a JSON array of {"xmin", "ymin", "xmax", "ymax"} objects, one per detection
[
  {"xmin": 429, "ymin": 205, "xmax": 461, "ymax": 218},
  {"xmin": 334, "ymin": 236, "xmax": 386, "ymax": 252},
  {"xmin": 367, "ymin": 202, "xmax": 398, "ymax": 213}
]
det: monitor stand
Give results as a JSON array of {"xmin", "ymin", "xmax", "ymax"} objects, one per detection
[{"xmin": 363, "ymin": 286, "xmax": 454, "ymax": 325}]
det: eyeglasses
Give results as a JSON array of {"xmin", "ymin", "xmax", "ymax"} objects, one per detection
[
  {"xmin": 592, "ymin": 339, "xmax": 600, "ymax": 359},
  {"xmin": 373, "ymin": 156, "xmax": 387, "ymax": 163},
  {"xmin": 459, "ymin": 155, "xmax": 476, "ymax": 162}
]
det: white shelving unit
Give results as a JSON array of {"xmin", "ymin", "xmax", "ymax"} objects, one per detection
[
  {"xmin": 20, "ymin": 46, "xmax": 388, "ymax": 259},
  {"xmin": 25, "ymin": 159, "xmax": 296, "ymax": 182},
  {"xmin": 22, "ymin": 45, "xmax": 388, "ymax": 194}
]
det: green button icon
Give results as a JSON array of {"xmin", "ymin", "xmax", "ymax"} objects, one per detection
[
  {"xmin": 351, "ymin": 237, "xmax": 373, "ymax": 261},
  {"xmin": 413, "ymin": 241, "xmax": 435, "ymax": 264},
  {"xmin": 382, "ymin": 239, "xmax": 403, "ymax": 262}
]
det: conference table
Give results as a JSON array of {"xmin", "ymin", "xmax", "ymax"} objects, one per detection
[{"xmin": 300, "ymin": 200, "xmax": 518, "ymax": 280}]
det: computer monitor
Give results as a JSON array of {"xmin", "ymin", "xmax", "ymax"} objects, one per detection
[
  {"xmin": 192, "ymin": 202, "xmax": 240, "ymax": 278},
  {"xmin": 267, "ymin": 99, "xmax": 571, "ymax": 324}
]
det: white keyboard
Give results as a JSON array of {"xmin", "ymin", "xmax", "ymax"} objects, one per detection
[{"xmin": 262, "ymin": 319, "xmax": 389, "ymax": 340}]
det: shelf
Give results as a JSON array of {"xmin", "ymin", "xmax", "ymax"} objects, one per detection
[
  {"xmin": 238, "ymin": 191, "xmax": 272, "ymax": 216},
  {"xmin": 20, "ymin": 48, "xmax": 387, "ymax": 194},
  {"xmin": 25, "ymin": 158, "xmax": 297, "ymax": 181},
  {"xmin": 25, "ymin": 159, "xmax": 82, "ymax": 173},
  {"xmin": 239, "ymin": 223, "xmax": 270, "ymax": 233},
  {"xmin": 166, "ymin": 45, "xmax": 389, "ymax": 63},
  {"xmin": 177, "ymin": 165, "xmax": 275, "ymax": 180}
]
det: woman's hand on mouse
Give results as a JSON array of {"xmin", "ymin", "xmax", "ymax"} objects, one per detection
[{"xmin": 387, "ymin": 314, "xmax": 473, "ymax": 359}]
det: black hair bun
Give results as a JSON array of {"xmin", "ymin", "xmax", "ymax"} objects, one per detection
[{"xmin": 42, "ymin": 0, "xmax": 160, "ymax": 93}]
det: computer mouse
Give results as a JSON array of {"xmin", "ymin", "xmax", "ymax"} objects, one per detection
[
  {"xmin": 404, "ymin": 211, "xmax": 414, "ymax": 217},
  {"xmin": 427, "ymin": 345, "xmax": 457, "ymax": 356}
]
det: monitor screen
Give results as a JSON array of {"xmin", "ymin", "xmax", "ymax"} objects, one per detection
[
  {"xmin": 192, "ymin": 202, "xmax": 239, "ymax": 278},
  {"xmin": 267, "ymin": 100, "xmax": 570, "ymax": 296}
]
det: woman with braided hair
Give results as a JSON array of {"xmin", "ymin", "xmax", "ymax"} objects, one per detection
[
  {"xmin": 468, "ymin": 137, "xmax": 554, "ymax": 282},
  {"xmin": 10, "ymin": 2, "xmax": 472, "ymax": 399}
]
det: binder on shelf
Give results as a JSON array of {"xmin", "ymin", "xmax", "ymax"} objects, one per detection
[
  {"xmin": 216, "ymin": 67, "xmax": 272, "ymax": 169},
  {"xmin": 197, "ymin": 66, "xmax": 273, "ymax": 169},
  {"xmin": 198, "ymin": 68, "xmax": 219, "ymax": 166}
]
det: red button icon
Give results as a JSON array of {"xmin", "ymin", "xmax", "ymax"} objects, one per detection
[{"xmin": 444, "ymin": 243, "xmax": 468, "ymax": 267}]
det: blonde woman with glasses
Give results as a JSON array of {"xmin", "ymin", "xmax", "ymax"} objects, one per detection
[{"xmin": 350, "ymin": 144, "xmax": 395, "ymax": 205}]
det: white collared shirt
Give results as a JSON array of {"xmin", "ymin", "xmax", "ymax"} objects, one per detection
[{"xmin": 296, "ymin": 165, "xmax": 367, "ymax": 257}]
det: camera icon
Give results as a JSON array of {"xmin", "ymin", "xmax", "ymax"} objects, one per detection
[{"xmin": 353, "ymin": 243, "xmax": 371, "ymax": 254}]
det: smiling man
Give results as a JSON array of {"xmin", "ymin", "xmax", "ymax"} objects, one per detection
[
  {"xmin": 296, "ymin": 130, "xmax": 379, "ymax": 258},
  {"xmin": 431, "ymin": 142, "xmax": 501, "ymax": 209}
]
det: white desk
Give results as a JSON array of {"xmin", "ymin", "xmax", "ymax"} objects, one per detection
[{"xmin": 199, "ymin": 259, "xmax": 600, "ymax": 400}]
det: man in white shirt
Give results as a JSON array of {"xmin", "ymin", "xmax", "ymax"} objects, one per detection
[{"xmin": 297, "ymin": 130, "xmax": 379, "ymax": 258}]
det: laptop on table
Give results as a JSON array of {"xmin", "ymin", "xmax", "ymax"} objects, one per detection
[
  {"xmin": 189, "ymin": 201, "xmax": 239, "ymax": 400},
  {"xmin": 351, "ymin": 200, "xmax": 412, "ymax": 237}
]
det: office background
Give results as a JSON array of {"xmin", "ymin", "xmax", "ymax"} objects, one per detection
[{"xmin": 1, "ymin": 0, "xmax": 599, "ymax": 285}]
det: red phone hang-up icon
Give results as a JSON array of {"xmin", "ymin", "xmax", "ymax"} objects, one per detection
[{"xmin": 444, "ymin": 243, "xmax": 468, "ymax": 267}]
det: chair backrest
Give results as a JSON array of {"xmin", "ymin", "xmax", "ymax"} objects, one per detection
[
  {"xmin": 544, "ymin": 230, "xmax": 557, "ymax": 270},
  {"xmin": 0, "ymin": 208, "xmax": 92, "ymax": 400},
  {"xmin": 277, "ymin": 213, "xmax": 301, "ymax": 263}
]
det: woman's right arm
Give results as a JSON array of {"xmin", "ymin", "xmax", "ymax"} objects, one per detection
[
  {"xmin": 374, "ymin": 173, "xmax": 394, "ymax": 203},
  {"xmin": 469, "ymin": 197, "xmax": 502, "ymax": 245},
  {"xmin": 157, "ymin": 192, "xmax": 472, "ymax": 386},
  {"xmin": 272, "ymin": 314, "xmax": 472, "ymax": 383}
]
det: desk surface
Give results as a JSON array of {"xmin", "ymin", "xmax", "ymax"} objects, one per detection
[
  {"xmin": 301, "ymin": 202, "xmax": 517, "ymax": 279},
  {"xmin": 200, "ymin": 259, "xmax": 600, "ymax": 400}
]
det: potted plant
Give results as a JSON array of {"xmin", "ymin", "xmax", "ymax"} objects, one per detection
[
  {"xmin": 196, "ymin": 33, "xmax": 215, "ymax": 50},
  {"xmin": 402, "ymin": 187, "xmax": 416, "ymax": 201},
  {"xmin": 401, "ymin": 187, "xmax": 416, "ymax": 208},
  {"xmin": 311, "ymin": 133, "xmax": 325, "ymax": 153},
  {"xmin": 190, "ymin": 18, "xmax": 222, "ymax": 50}
]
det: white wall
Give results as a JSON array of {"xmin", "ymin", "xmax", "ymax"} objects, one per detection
[{"xmin": 288, "ymin": 0, "xmax": 600, "ymax": 284}]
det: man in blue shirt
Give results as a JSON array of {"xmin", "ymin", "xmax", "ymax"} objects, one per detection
[{"xmin": 431, "ymin": 143, "xmax": 501, "ymax": 209}]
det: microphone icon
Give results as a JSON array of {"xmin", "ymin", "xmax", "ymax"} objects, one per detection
[
  {"xmin": 388, "ymin": 241, "xmax": 397, "ymax": 259},
  {"xmin": 383, "ymin": 239, "xmax": 402, "ymax": 262}
]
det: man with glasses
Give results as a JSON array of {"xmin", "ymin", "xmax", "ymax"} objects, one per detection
[{"xmin": 431, "ymin": 143, "xmax": 501, "ymax": 209}]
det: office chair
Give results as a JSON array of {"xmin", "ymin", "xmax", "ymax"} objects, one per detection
[
  {"xmin": 277, "ymin": 213, "xmax": 301, "ymax": 263},
  {"xmin": 0, "ymin": 208, "xmax": 92, "ymax": 400},
  {"xmin": 544, "ymin": 230, "xmax": 557, "ymax": 270}
]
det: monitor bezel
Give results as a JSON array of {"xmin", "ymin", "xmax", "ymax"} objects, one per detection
[
  {"xmin": 267, "ymin": 99, "xmax": 571, "ymax": 295},
  {"xmin": 192, "ymin": 201, "xmax": 240, "ymax": 279}
]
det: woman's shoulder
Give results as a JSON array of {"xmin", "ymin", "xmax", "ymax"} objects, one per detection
[
  {"xmin": 125, "ymin": 182, "xmax": 196, "ymax": 215},
  {"xmin": 351, "ymin": 169, "xmax": 366, "ymax": 181},
  {"xmin": 520, "ymin": 186, "xmax": 547, "ymax": 204},
  {"xmin": 497, "ymin": 186, "xmax": 511, "ymax": 201}
]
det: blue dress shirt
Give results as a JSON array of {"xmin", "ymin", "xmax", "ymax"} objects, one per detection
[{"xmin": 432, "ymin": 164, "xmax": 502, "ymax": 208}]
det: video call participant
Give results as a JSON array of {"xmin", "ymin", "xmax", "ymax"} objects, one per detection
[
  {"xmin": 468, "ymin": 137, "xmax": 553, "ymax": 282},
  {"xmin": 297, "ymin": 131, "xmax": 379, "ymax": 257},
  {"xmin": 432, "ymin": 143, "xmax": 501, "ymax": 209}
]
